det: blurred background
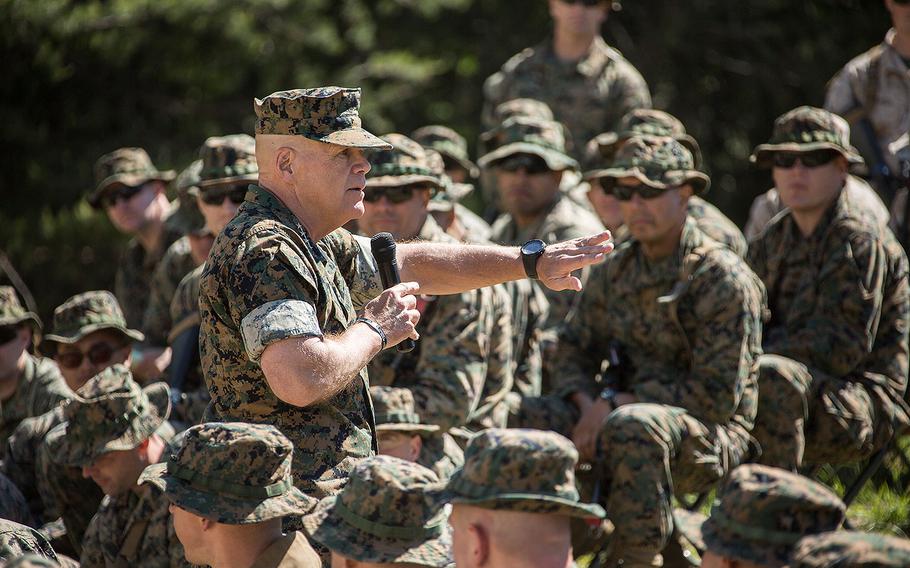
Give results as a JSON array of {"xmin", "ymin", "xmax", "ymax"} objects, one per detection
[{"xmin": 1, "ymin": 0, "xmax": 890, "ymax": 321}]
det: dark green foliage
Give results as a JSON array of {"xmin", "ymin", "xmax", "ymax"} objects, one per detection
[{"xmin": 0, "ymin": 0, "xmax": 890, "ymax": 319}]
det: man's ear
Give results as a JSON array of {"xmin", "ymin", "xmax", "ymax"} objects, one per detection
[
  {"xmin": 409, "ymin": 435, "xmax": 423, "ymax": 462},
  {"xmin": 201, "ymin": 517, "xmax": 216, "ymax": 532},
  {"xmin": 276, "ymin": 146, "xmax": 295, "ymax": 179},
  {"xmin": 469, "ymin": 521, "xmax": 490, "ymax": 566}
]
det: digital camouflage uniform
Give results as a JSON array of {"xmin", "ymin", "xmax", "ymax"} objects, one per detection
[
  {"xmin": 483, "ymin": 36, "xmax": 651, "ymax": 160},
  {"xmin": 363, "ymin": 134, "xmax": 509, "ymax": 436},
  {"xmin": 674, "ymin": 464, "xmax": 846, "ymax": 568},
  {"xmin": 139, "ymin": 422, "xmax": 321, "ymax": 567},
  {"xmin": 371, "ymin": 386, "xmax": 463, "ymax": 480},
  {"xmin": 302, "ymin": 455, "xmax": 452, "ymax": 567},
  {"xmin": 482, "ymin": 117, "xmax": 604, "ymax": 384},
  {"xmin": 0, "ymin": 520, "xmax": 59, "ymax": 566},
  {"xmin": 543, "ymin": 136, "xmax": 765, "ymax": 565},
  {"xmin": 90, "ymin": 148, "xmax": 182, "ymax": 329},
  {"xmin": 747, "ymin": 108, "xmax": 910, "ymax": 471},
  {"xmin": 790, "ymin": 530, "xmax": 910, "ymax": 568},
  {"xmin": 167, "ymin": 264, "xmax": 210, "ymax": 427},
  {"xmin": 0, "ymin": 287, "xmax": 71, "ymax": 460},
  {"xmin": 584, "ymin": 108, "xmax": 748, "ymax": 257},
  {"xmin": 44, "ymin": 365, "xmax": 182, "ymax": 568},
  {"xmin": 199, "ymin": 87, "xmax": 391, "ymax": 501}
]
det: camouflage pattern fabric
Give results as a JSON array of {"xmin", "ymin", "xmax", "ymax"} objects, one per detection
[
  {"xmin": 745, "ymin": 176, "xmax": 890, "ymax": 241},
  {"xmin": 0, "ymin": 286, "xmax": 41, "ymax": 330},
  {"xmin": 302, "ymin": 455, "xmax": 452, "ymax": 567},
  {"xmin": 196, "ymin": 133, "xmax": 258, "ymax": 189},
  {"xmin": 48, "ymin": 364, "xmax": 171, "ymax": 468},
  {"xmin": 412, "ymin": 125, "xmax": 479, "ymax": 178},
  {"xmin": 748, "ymin": 187, "xmax": 910, "ymax": 470},
  {"xmin": 550, "ymin": 218, "xmax": 765, "ymax": 559},
  {"xmin": 89, "ymin": 147, "xmax": 176, "ymax": 208},
  {"xmin": 3, "ymin": 408, "xmax": 64, "ymax": 523},
  {"xmin": 586, "ymin": 108, "xmax": 702, "ymax": 168},
  {"xmin": 115, "ymin": 210, "xmax": 185, "ymax": 329},
  {"xmin": 791, "ymin": 530, "xmax": 910, "ymax": 568},
  {"xmin": 166, "ymin": 265, "xmax": 210, "ymax": 426},
  {"xmin": 825, "ymin": 29, "xmax": 910, "ymax": 176},
  {"xmin": 675, "ymin": 464, "xmax": 845, "ymax": 568},
  {"xmin": 482, "ymin": 37, "xmax": 651, "ymax": 160},
  {"xmin": 685, "ymin": 196, "xmax": 748, "ymax": 258},
  {"xmin": 43, "ymin": 290, "xmax": 144, "ymax": 347},
  {"xmin": 367, "ymin": 216, "xmax": 501, "ymax": 432},
  {"xmin": 140, "ymin": 422, "xmax": 318, "ymax": 525},
  {"xmin": 0, "ymin": 520, "xmax": 59, "ymax": 566},
  {"xmin": 199, "ymin": 184, "xmax": 383, "ymax": 500},
  {"xmin": 750, "ymin": 106, "xmax": 864, "ymax": 168},
  {"xmin": 5, "ymin": 554, "xmax": 63, "ymax": 568},
  {"xmin": 592, "ymin": 134, "xmax": 710, "ymax": 194},
  {"xmin": 254, "ymin": 87, "xmax": 391, "ymax": 149},
  {"xmin": 0, "ymin": 471, "xmax": 33, "ymax": 526},
  {"xmin": 478, "ymin": 117, "xmax": 578, "ymax": 172},
  {"xmin": 167, "ymin": 159, "xmax": 206, "ymax": 236},
  {"xmin": 0, "ymin": 355, "xmax": 70, "ymax": 461},
  {"xmin": 440, "ymin": 428, "xmax": 605, "ymax": 519},
  {"xmin": 140, "ymin": 236, "xmax": 199, "ymax": 347},
  {"xmin": 366, "ymin": 133, "xmax": 446, "ymax": 189}
]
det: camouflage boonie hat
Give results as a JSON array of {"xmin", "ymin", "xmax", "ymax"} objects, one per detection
[
  {"xmin": 478, "ymin": 117, "xmax": 578, "ymax": 172},
  {"xmin": 790, "ymin": 530, "xmax": 910, "ymax": 568},
  {"xmin": 588, "ymin": 109, "xmax": 703, "ymax": 169},
  {"xmin": 139, "ymin": 422, "xmax": 317, "ymax": 524},
  {"xmin": 427, "ymin": 179, "xmax": 475, "ymax": 212},
  {"xmin": 674, "ymin": 464, "xmax": 845, "ymax": 568},
  {"xmin": 303, "ymin": 455, "xmax": 451, "ymax": 567},
  {"xmin": 367, "ymin": 134, "xmax": 446, "ymax": 190},
  {"xmin": 439, "ymin": 428, "xmax": 606, "ymax": 520},
  {"xmin": 372, "ymin": 387, "xmax": 440, "ymax": 435},
  {"xmin": 42, "ymin": 291, "xmax": 144, "ymax": 349},
  {"xmin": 254, "ymin": 87, "xmax": 392, "ymax": 149},
  {"xmin": 751, "ymin": 106, "xmax": 864, "ymax": 167},
  {"xmin": 480, "ymin": 98, "xmax": 556, "ymax": 155},
  {"xmin": 412, "ymin": 125, "xmax": 479, "ymax": 179},
  {"xmin": 196, "ymin": 134, "xmax": 259, "ymax": 190},
  {"xmin": 49, "ymin": 364, "xmax": 171, "ymax": 467},
  {"xmin": 168, "ymin": 160, "xmax": 207, "ymax": 235},
  {"xmin": 592, "ymin": 135, "xmax": 710, "ymax": 195},
  {"xmin": 0, "ymin": 286, "xmax": 41, "ymax": 331},
  {"xmin": 90, "ymin": 147, "xmax": 176, "ymax": 208}
]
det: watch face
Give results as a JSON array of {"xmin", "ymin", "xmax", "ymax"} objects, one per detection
[{"xmin": 522, "ymin": 239, "xmax": 546, "ymax": 255}]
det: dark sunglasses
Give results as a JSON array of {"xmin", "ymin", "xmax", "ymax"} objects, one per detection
[
  {"xmin": 559, "ymin": 0, "xmax": 606, "ymax": 5},
  {"xmin": 497, "ymin": 154, "xmax": 552, "ymax": 175},
  {"xmin": 0, "ymin": 324, "xmax": 21, "ymax": 346},
  {"xmin": 612, "ymin": 183, "xmax": 671, "ymax": 201},
  {"xmin": 363, "ymin": 186, "xmax": 419, "ymax": 204},
  {"xmin": 100, "ymin": 184, "xmax": 144, "ymax": 208},
  {"xmin": 772, "ymin": 150, "xmax": 840, "ymax": 169},
  {"xmin": 56, "ymin": 341, "xmax": 125, "ymax": 370},
  {"xmin": 200, "ymin": 186, "xmax": 247, "ymax": 206}
]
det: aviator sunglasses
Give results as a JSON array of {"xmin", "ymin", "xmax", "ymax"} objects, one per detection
[
  {"xmin": 0, "ymin": 324, "xmax": 20, "ymax": 346},
  {"xmin": 772, "ymin": 150, "xmax": 840, "ymax": 169},
  {"xmin": 55, "ymin": 340, "xmax": 126, "ymax": 370},
  {"xmin": 610, "ymin": 183, "xmax": 671, "ymax": 201},
  {"xmin": 100, "ymin": 184, "xmax": 144, "ymax": 208},
  {"xmin": 363, "ymin": 186, "xmax": 423, "ymax": 204}
]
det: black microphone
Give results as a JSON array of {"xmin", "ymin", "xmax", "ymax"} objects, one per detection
[{"xmin": 370, "ymin": 232, "xmax": 416, "ymax": 353}]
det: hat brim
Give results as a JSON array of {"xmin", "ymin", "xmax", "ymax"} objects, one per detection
[
  {"xmin": 440, "ymin": 489, "xmax": 605, "ymax": 520},
  {"xmin": 441, "ymin": 152, "xmax": 480, "ymax": 179},
  {"xmin": 0, "ymin": 313, "xmax": 42, "ymax": 331},
  {"xmin": 595, "ymin": 167, "xmax": 710, "ymax": 195},
  {"xmin": 692, "ymin": 513, "xmax": 792, "ymax": 568},
  {"xmin": 89, "ymin": 171, "xmax": 177, "ymax": 207},
  {"xmin": 52, "ymin": 382, "xmax": 171, "ymax": 467},
  {"xmin": 302, "ymin": 496, "xmax": 452, "ymax": 567},
  {"xmin": 43, "ymin": 323, "xmax": 144, "ymax": 347},
  {"xmin": 139, "ymin": 462, "xmax": 317, "ymax": 524},
  {"xmin": 376, "ymin": 423, "xmax": 440, "ymax": 434},
  {"xmin": 750, "ymin": 143, "xmax": 864, "ymax": 168},
  {"xmin": 478, "ymin": 142, "xmax": 578, "ymax": 172},
  {"xmin": 317, "ymin": 128, "xmax": 394, "ymax": 150},
  {"xmin": 197, "ymin": 174, "xmax": 259, "ymax": 189},
  {"xmin": 366, "ymin": 175, "xmax": 443, "ymax": 189}
]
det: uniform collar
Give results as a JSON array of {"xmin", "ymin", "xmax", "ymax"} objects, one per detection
[
  {"xmin": 541, "ymin": 36, "xmax": 612, "ymax": 77},
  {"xmin": 246, "ymin": 184, "xmax": 327, "ymax": 263}
]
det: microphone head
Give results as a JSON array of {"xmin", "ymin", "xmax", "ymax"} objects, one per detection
[{"xmin": 370, "ymin": 232, "xmax": 397, "ymax": 262}]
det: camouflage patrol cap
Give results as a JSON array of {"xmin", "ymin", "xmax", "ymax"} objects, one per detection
[
  {"xmin": 478, "ymin": 117, "xmax": 578, "ymax": 172},
  {"xmin": 89, "ymin": 147, "xmax": 176, "ymax": 208},
  {"xmin": 196, "ymin": 134, "xmax": 259, "ymax": 189},
  {"xmin": 302, "ymin": 455, "xmax": 451, "ymax": 567},
  {"xmin": 168, "ymin": 160, "xmax": 207, "ymax": 235},
  {"xmin": 0, "ymin": 286, "xmax": 41, "ymax": 331},
  {"xmin": 591, "ymin": 134, "xmax": 710, "ymax": 194},
  {"xmin": 751, "ymin": 106, "xmax": 864, "ymax": 168},
  {"xmin": 674, "ymin": 464, "xmax": 846, "ymax": 567},
  {"xmin": 254, "ymin": 87, "xmax": 392, "ymax": 149},
  {"xmin": 439, "ymin": 428, "xmax": 606, "ymax": 520},
  {"xmin": 42, "ymin": 291, "xmax": 144, "ymax": 350},
  {"xmin": 367, "ymin": 134, "xmax": 446, "ymax": 190},
  {"xmin": 372, "ymin": 386, "xmax": 440, "ymax": 434},
  {"xmin": 790, "ymin": 530, "xmax": 910, "ymax": 568},
  {"xmin": 49, "ymin": 364, "xmax": 171, "ymax": 467},
  {"xmin": 589, "ymin": 109, "xmax": 703, "ymax": 169},
  {"xmin": 412, "ymin": 125, "xmax": 479, "ymax": 179},
  {"xmin": 139, "ymin": 422, "xmax": 317, "ymax": 524}
]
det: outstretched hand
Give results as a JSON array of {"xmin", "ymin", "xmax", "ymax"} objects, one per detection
[{"xmin": 536, "ymin": 231, "xmax": 613, "ymax": 292}]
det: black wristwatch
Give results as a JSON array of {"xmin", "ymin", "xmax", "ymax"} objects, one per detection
[{"xmin": 520, "ymin": 239, "xmax": 547, "ymax": 279}]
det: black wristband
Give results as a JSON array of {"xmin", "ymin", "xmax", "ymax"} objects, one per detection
[{"xmin": 355, "ymin": 316, "xmax": 388, "ymax": 351}]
